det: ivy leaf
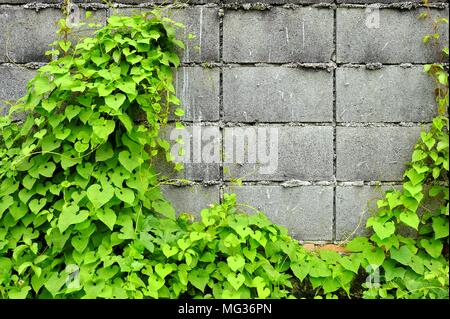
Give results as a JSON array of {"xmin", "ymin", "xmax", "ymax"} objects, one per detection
[
  {"xmin": 76, "ymin": 163, "xmax": 94, "ymax": 180},
  {"xmin": 114, "ymin": 187, "xmax": 135, "ymax": 204},
  {"xmin": 117, "ymin": 80, "xmax": 137, "ymax": 96},
  {"xmin": 0, "ymin": 195, "xmax": 14, "ymax": 219},
  {"xmin": 38, "ymin": 162, "xmax": 56, "ymax": 177},
  {"xmin": 155, "ymin": 263, "xmax": 174, "ymax": 279},
  {"xmin": 118, "ymin": 150, "xmax": 140, "ymax": 173},
  {"xmin": 71, "ymin": 235, "xmax": 90, "ymax": 253},
  {"xmin": 188, "ymin": 269, "xmax": 209, "ymax": 292},
  {"xmin": 92, "ymin": 119, "xmax": 115, "ymax": 140},
  {"xmin": 87, "ymin": 183, "xmax": 115, "ymax": 209},
  {"xmin": 152, "ymin": 200, "xmax": 176, "ymax": 219},
  {"xmin": 65, "ymin": 105, "xmax": 81, "ymax": 122},
  {"xmin": 227, "ymin": 255, "xmax": 245, "ymax": 272},
  {"xmin": 58, "ymin": 204, "xmax": 89, "ymax": 232},
  {"xmin": 420, "ymin": 239, "xmax": 443, "ymax": 258},
  {"xmin": 291, "ymin": 262, "xmax": 310, "ymax": 281},
  {"xmin": 96, "ymin": 207, "xmax": 117, "ymax": 231},
  {"xmin": 390, "ymin": 245, "xmax": 415, "ymax": 265},
  {"xmin": 364, "ymin": 247, "xmax": 385, "ymax": 267},
  {"xmin": 33, "ymin": 76, "xmax": 56, "ymax": 95},
  {"xmin": 162, "ymin": 244, "xmax": 178, "ymax": 258},
  {"xmin": 372, "ymin": 221, "xmax": 396, "ymax": 240},
  {"xmin": 226, "ymin": 273, "xmax": 245, "ymax": 291},
  {"xmin": 9, "ymin": 202, "xmax": 28, "ymax": 220},
  {"xmin": 432, "ymin": 216, "xmax": 449, "ymax": 240},
  {"xmin": 95, "ymin": 142, "xmax": 114, "ymax": 162},
  {"xmin": 105, "ymin": 93, "xmax": 126, "ymax": 111},
  {"xmin": 346, "ymin": 237, "xmax": 371, "ymax": 252},
  {"xmin": 29, "ymin": 198, "xmax": 46, "ymax": 214},
  {"xmin": 399, "ymin": 211, "xmax": 420, "ymax": 230}
]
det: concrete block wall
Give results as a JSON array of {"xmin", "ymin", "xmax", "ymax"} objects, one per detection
[{"xmin": 0, "ymin": 0, "xmax": 448, "ymax": 242}]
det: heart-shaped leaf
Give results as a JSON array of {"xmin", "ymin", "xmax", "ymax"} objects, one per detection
[
  {"xmin": 114, "ymin": 187, "xmax": 135, "ymax": 204},
  {"xmin": 97, "ymin": 207, "xmax": 116, "ymax": 231},
  {"xmin": 92, "ymin": 119, "xmax": 115, "ymax": 141},
  {"xmin": 22, "ymin": 175, "xmax": 36, "ymax": 190},
  {"xmin": 9, "ymin": 202, "xmax": 28, "ymax": 220},
  {"xmin": 76, "ymin": 163, "xmax": 94, "ymax": 180},
  {"xmin": 71, "ymin": 235, "xmax": 90, "ymax": 253},
  {"xmin": 65, "ymin": 105, "xmax": 81, "ymax": 121},
  {"xmin": 243, "ymin": 247, "xmax": 256, "ymax": 262},
  {"xmin": 74, "ymin": 141, "xmax": 89, "ymax": 153},
  {"xmin": 420, "ymin": 239, "xmax": 443, "ymax": 258},
  {"xmin": 29, "ymin": 198, "xmax": 47, "ymax": 214},
  {"xmin": 18, "ymin": 188, "xmax": 35, "ymax": 204},
  {"xmin": 372, "ymin": 221, "xmax": 396, "ymax": 240},
  {"xmin": 227, "ymin": 255, "xmax": 245, "ymax": 272},
  {"xmin": 105, "ymin": 93, "xmax": 126, "ymax": 111},
  {"xmin": 148, "ymin": 273, "xmax": 165, "ymax": 291},
  {"xmin": 118, "ymin": 150, "xmax": 140, "ymax": 173},
  {"xmin": 58, "ymin": 204, "xmax": 89, "ymax": 232},
  {"xmin": 87, "ymin": 183, "xmax": 114, "ymax": 209},
  {"xmin": 0, "ymin": 195, "xmax": 14, "ymax": 218},
  {"xmin": 188, "ymin": 269, "xmax": 209, "ymax": 292},
  {"xmin": 226, "ymin": 273, "xmax": 245, "ymax": 291},
  {"xmin": 399, "ymin": 211, "xmax": 420, "ymax": 230},
  {"xmin": 38, "ymin": 162, "xmax": 56, "ymax": 178},
  {"xmin": 162, "ymin": 244, "xmax": 178, "ymax": 258},
  {"xmin": 155, "ymin": 263, "xmax": 174, "ymax": 279}
]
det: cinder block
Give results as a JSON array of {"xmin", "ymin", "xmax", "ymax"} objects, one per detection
[
  {"xmin": 161, "ymin": 184, "xmax": 220, "ymax": 216},
  {"xmin": 223, "ymin": 67, "xmax": 333, "ymax": 122},
  {"xmin": 337, "ymin": 8, "xmax": 449, "ymax": 63},
  {"xmin": 174, "ymin": 67, "xmax": 220, "ymax": 122},
  {"xmin": 223, "ymin": 7, "xmax": 334, "ymax": 62},
  {"xmin": 225, "ymin": 185, "xmax": 334, "ymax": 241},
  {"xmin": 112, "ymin": 6, "xmax": 220, "ymax": 62},
  {"xmin": 336, "ymin": 66, "xmax": 436, "ymax": 122},
  {"xmin": 336, "ymin": 127, "xmax": 423, "ymax": 181},
  {"xmin": 223, "ymin": 126, "xmax": 334, "ymax": 181},
  {"xmin": 155, "ymin": 125, "xmax": 221, "ymax": 181},
  {"xmin": 0, "ymin": 7, "xmax": 106, "ymax": 63},
  {"xmin": 0, "ymin": 65, "xmax": 36, "ymax": 115}
]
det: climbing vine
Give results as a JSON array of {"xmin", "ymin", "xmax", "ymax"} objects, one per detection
[{"xmin": 0, "ymin": 5, "xmax": 448, "ymax": 299}]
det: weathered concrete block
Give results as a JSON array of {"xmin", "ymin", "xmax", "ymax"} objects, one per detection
[
  {"xmin": 336, "ymin": 66, "xmax": 437, "ymax": 122},
  {"xmin": 225, "ymin": 185, "xmax": 334, "ymax": 241},
  {"xmin": 0, "ymin": 65, "xmax": 36, "ymax": 115},
  {"xmin": 337, "ymin": 8, "xmax": 449, "ymax": 63},
  {"xmin": 161, "ymin": 184, "xmax": 220, "ymax": 216},
  {"xmin": 173, "ymin": 67, "xmax": 220, "ymax": 122},
  {"xmin": 223, "ymin": 126, "xmax": 334, "ymax": 181},
  {"xmin": 223, "ymin": 67, "xmax": 333, "ymax": 122},
  {"xmin": 336, "ymin": 185, "xmax": 394, "ymax": 240},
  {"xmin": 223, "ymin": 7, "xmax": 334, "ymax": 63},
  {"xmin": 112, "ymin": 6, "xmax": 220, "ymax": 62},
  {"xmin": 336, "ymin": 127, "xmax": 423, "ymax": 181},
  {"xmin": 0, "ymin": 7, "xmax": 106, "ymax": 63},
  {"xmin": 155, "ymin": 125, "xmax": 221, "ymax": 181}
]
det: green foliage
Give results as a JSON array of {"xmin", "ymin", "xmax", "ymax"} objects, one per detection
[{"xmin": 0, "ymin": 12, "xmax": 185, "ymax": 298}]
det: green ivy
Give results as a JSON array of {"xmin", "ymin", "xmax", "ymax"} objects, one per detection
[{"xmin": 0, "ymin": 11, "xmax": 186, "ymax": 298}]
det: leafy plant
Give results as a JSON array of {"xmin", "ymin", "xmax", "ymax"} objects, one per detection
[{"xmin": 0, "ymin": 11, "xmax": 186, "ymax": 298}]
